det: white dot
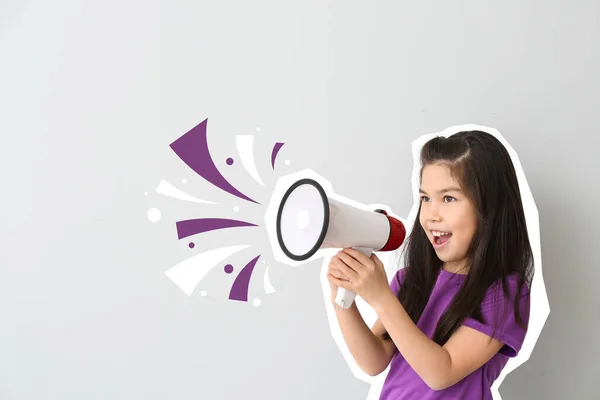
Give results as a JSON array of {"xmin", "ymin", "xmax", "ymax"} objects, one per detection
[
  {"xmin": 147, "ymin": 208, "xmax": 161, "ymax": 222},
  {"xmin": 256, "ymin": 127, "xmax": 261, "ymax": 131},
  {"xmin": 253, "ymin": 298, "xmax": 262, "ymax": 307},
  {"xmin": 262, "ymin": 260, "xmax": 266, "ymax": 264},
  {"xmin": 296, "ymin": 210, "xmax": 310, "ymax": 230},
  {"xmin": 144, "ymin": 192, "xmax": 148, "ymax": 196},
  {"xmin": 233, "ymin": 206, "xmax": 240, "ymax": 212},
  {"xmin": 182, "ymin": 178, "xmax": 187, "ymax": 184},
  {"xmin": 200, "ymin": 290, "xmax": 207, "ymax": 297},
  {"xmin": 285, "ymin": 160, "xmax": 291, "ymax": 166}
]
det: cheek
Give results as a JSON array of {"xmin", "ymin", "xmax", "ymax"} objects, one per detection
[
  {"xmin": 456, "ymin": 218, "xmax": 477, "ymax": 248},
  {"xmin": 452, "ymin": 211, "xmax": 477, "ymax": 247}
]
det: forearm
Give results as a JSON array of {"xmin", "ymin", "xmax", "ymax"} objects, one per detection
[
  {"xmin": 373, "ymin": 291, "xmax": 452, "ymax": 389},
  {"xmin": 334, "ymin": 302, "xmax": 390, "ymax": 376}
]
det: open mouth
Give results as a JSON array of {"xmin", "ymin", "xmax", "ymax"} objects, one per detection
[{"xmin": 432, "ymin": 230, "xmax": 452, "ymax": 247}]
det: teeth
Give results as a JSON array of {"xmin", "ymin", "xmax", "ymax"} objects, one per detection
[{"xmin": 432, "ymin": 231, "xmax": 450, "ymax": 236}]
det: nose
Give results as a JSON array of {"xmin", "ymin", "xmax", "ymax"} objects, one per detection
[{"xmin": 425, "ymin": 201, "xmax": 441, "ymax": 222}]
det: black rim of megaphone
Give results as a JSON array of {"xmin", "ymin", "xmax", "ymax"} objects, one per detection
[{"xmin": 276, "ymin": 178, "xmax": 330, "ymax": 261}]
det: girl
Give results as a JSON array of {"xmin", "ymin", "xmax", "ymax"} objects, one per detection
[{"xmin": 328, "ymin": 130, "xmax": 533, "ymax": 399}]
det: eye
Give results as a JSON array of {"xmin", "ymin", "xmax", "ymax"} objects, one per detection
[
  {"xmin": 444, "ymin": 196, "xmax": 456, "ymax": 203},
  {"xmin": 420, "ymin": 196, "xmax": 430, "ymax": 202}
]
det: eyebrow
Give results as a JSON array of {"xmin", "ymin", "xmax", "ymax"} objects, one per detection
[{"xmin": 419, "ymin": 187, "xmax": 462, "ymax": 195}]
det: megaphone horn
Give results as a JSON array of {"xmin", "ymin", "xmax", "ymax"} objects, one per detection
[{"xmin": 275, "ymin": 178, "xmax": 406, "ymax": 309}]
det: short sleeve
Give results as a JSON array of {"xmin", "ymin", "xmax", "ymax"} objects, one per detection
[
  {"xmin": 462, "ymin": 275, "xmax": 531, "ymax": 357},
  {"xmin": 389, "ymin": 267, "xmax": 407, "ymax": 297}
]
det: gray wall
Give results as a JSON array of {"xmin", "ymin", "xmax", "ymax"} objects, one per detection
[{"xmin": 1, "ymin": 1, "xmax": 598, "ymax": 399}]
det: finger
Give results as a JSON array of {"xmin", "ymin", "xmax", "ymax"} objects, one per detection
[
  {"xmin": 327, "ymin": 273, "xmax": 338, "ymax": 287},
  {"xmin": 342, "ymin": 247, "xmax": 372, "ymax": 265},
  {"xmin": 328, "ymin": 269, "xmax": 350, "ymax": 282},
  {"xmin": 333, "ymin": 255, "xmax": 359, "ymax": 280},
  {"xmin": 329, "ymin": 274, "xmax": 353, "ymax": 291},
  {"xmin": 336, "ymin": 251, "xmax": 364, "ymax": 276},
  {"xmin": 328, "ymin": 260, "xmax": 349, "ymax": 277}
]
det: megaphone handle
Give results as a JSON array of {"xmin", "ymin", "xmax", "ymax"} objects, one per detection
[{"xmin": 334, "ymin": 246, "xmax": 374, "ymax": 309}]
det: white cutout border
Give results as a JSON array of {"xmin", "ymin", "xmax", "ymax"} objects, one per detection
[{"xmin": 263, "ymin": 124, "xmax": 549, "ymax": 400}]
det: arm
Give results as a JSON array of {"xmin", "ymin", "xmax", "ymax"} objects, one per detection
[
  {"xmin": 373, "ymin": 290, "xmax": 504, "ymax": 390},
  {"xmin": 327, "ymin": 255, "xmax": 398, "ymax": 377},
  {"xmin": 332, "ymin": 298, "xmax": 398, "ymax": 376},
  {"xmin": 332, "ymin": 249, "xmax": 508, "ymax": 391}
]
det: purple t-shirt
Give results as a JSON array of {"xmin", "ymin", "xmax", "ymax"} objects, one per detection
[{"xmin": 379, "ymin": 267, "xmax": 530, "ymax": 400}]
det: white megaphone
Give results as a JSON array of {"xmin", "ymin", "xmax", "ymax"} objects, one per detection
[{"xmin": 275, "ymin": 178, "xmax": 406, "ymax": 309}]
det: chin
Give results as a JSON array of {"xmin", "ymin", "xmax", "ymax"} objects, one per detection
[
  {"xmin": 437, "ymin": 255, "xmax": 454, "ymax": 263},
  {"xmin": 435, "ymin": 252, "xmax": 460, "ymax": 264}
]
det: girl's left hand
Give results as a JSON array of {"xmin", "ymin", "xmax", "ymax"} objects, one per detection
[{"xmin": 329, "ymin": 248, "xmax": 392, "ymax": 308}]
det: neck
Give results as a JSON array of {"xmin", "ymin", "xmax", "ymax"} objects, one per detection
[{"xmin": 442, "ymin": 260, "xmax": 470, "ymax": 275}]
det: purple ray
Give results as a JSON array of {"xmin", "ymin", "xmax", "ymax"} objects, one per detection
[
  {"xmin": 229, "ymin": 255, "xmax": 261, "ymax": 302},
  {"xmin": 176, "ymin": 218, "xmax": 258, "ymax": 240},
  {"xmin": 271, "ymin": 142, "xmax": 285, "ymax": 169},
  {"xmin": 170, "ymin": 118, "xmax": 260, "ymax": 204}
]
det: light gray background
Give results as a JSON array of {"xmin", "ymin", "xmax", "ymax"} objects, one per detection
[{"xmin": 1, "ymin": 1, "xmax": 598, "ymax": 399}]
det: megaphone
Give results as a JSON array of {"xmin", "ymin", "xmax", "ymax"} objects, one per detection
[{"xmin": 275, "ymin": 178, "xmax": 406, "ymax": 309}]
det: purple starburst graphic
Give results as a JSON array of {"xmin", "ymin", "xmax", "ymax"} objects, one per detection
[
  {"xmin": 176, "ymin": 218, "xmax": 258, "ymax": 240},
  {"xmin": 271, "ymin": 142, "xmax": 285, "ymax": 169},
  {"xmin": 170, "ymin": 118, "xmax": 260, "ymax": 204},
  {"xmin": 229, "ymin": 255, "xmax": 261, "ymax": 302},
  {"xmin": 160, "ymin": 118, "xmax": 288, "ymax": 305}
]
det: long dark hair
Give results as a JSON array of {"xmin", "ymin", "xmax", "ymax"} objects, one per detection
[{"xmin": 382, "ymin": 130, "xmax": 533, "ymax": 345}]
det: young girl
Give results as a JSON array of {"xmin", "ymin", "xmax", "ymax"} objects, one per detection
[{"xmin": 327, "ymin": 130, "xmax": 533, "ymax": 399}]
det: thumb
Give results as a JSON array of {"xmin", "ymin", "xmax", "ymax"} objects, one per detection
[{"xmin": 371, "ymin": 253, "xmax": 384, "ymax": 268}]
